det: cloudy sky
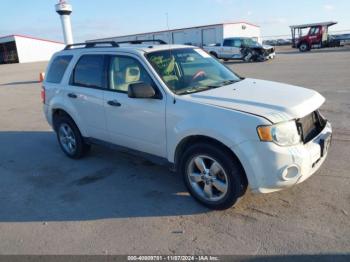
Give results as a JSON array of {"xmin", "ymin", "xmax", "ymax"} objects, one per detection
[{"xmin": 1, "ymin": 0, "xmax": 349, "ymax": 42}]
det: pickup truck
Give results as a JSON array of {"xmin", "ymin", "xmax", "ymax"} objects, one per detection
[{"xmin": 204, "ymin": 37, "xmax": 276, "ymax": 62}]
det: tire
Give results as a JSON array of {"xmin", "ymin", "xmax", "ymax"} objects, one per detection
[
  {"xmin": 210, "ymin": 52, "xmax": 218, "ymax": 58},
  {"xmin": 223, "ymin": 59, "xmax": 229, "ymax": 62},
  {"xmin": 179, "ymin": 143, "xmax": 247, "ymax": 210},
  {"xmin": 54, "ymin": 114, "xmax": 90, "ymax": 159},
  {"xmin": 243, "ymin": 51, "xmax": 253, "ymax": 62},
  {"xmin": 299, "ymin": 42, "xmax": 310, "ymax": 52}
]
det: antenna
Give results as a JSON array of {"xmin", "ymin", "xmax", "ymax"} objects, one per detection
[{"xmin": 166, "ymin": 12, "xmax": 171, "ymax": 45}]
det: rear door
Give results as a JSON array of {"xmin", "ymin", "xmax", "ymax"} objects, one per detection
[
  {"xmin": 103, "ymin": 54, "xmax": 167, "ymax": 157},
  {"xmin": 65, "ymin": 54, "xmax": 109, "ymax": 140},
  {"xmin": 220, "ymin": 39, "xmax": 234, "ymax": 58}
]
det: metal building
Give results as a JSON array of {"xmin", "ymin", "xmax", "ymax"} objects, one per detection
[
  {"xmin": 0, "ymin": 35, "xmax": 65, "ymax": 64},
  {"xmin": 88, "ymin": 22, "xmax": 262, "ymax": 47}
]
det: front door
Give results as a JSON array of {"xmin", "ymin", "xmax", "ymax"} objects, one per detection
[
  {"xmin": 309, "ymin": 26, "xmax": 322, "ymax": 45},
  {"xmin": 103, "ymin": 55, "xmax": 167, "ymax": 157}
]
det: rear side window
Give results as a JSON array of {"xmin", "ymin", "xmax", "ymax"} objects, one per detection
[
  {"xmin": 223, "ymin": 39, "xmax": 233, "ymax": 47},
  {"xmin": 46, "ymin": 55, "xmax": 73, "ymax": 83},
  {"xmin": 72, "ymin": 55, "xmax": 106, "ymax": 89}
]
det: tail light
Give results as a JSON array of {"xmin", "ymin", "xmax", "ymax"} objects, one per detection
[{"xmin": 41, "ymin": 86, "xmax": 46, "ymax": 104}]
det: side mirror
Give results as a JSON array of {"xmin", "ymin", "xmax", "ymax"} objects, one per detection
[{"xmin": 128, "ymin": 82, "xmax": 156, "ymax": 99}]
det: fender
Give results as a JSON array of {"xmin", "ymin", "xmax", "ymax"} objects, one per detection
[{"xmin": 48, "ymin": 95, "xmax": 89, "ymax": 137}]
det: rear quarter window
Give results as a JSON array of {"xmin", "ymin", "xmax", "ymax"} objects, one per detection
[{"xmin": 46, "ymin": 55, "xmax": 73, "ymax": 84}]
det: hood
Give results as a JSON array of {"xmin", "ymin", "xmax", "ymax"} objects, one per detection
[
  {"xmin": 262, "ymin": 44, "xmax": 274, "ymax": 50},
  {"xmin": 186, "ymin": 79, "xmax": 325, "ymax": 123}
]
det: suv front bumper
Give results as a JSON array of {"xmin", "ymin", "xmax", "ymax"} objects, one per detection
[{"xmin": 232, "ymin": 121, "xmax": 332, "ymax": 193}]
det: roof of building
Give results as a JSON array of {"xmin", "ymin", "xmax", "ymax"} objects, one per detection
[
  {"xmin": 290, "ymin": 21, "xmax": 338, "ymax": 29},
  {"xmin": 0, "ymin": 34, "xmax": 64, "ymax": 45},
  {"xmin": 89, "ymin": 21, "xmax": 260, "ymax": 42}
]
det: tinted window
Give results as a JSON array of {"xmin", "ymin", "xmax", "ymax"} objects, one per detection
[
  {"xmin": 72, "ymin": 55, "xmax": 105, "ymax": 88},
  {"xmin": 46, "ymin": 55, "xmax": 72, "ymax": 83},
  {"xmin": 109, "ymin": 56, "xmax": 153, "ymax": 93},
  {"xmin": 223, "ymin": 39, "xmax": 233, "ymax": 46}
]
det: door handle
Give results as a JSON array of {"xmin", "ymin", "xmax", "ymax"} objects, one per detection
[
  {"xmin": 107, "ymin": 100, "xmax": 121, "ymax": 107},
  {"xmin": 68, "ymin": 93, "xmax": 77, "ymax": 99}
]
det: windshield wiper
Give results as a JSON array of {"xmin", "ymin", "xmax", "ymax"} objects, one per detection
[
  {"xmin": 218, "ymin": 79, "xmax": 240, "ymax": 86},
  {"xmin": 175, "ymin": 85, "xmax": 221, "ymax": 95}
]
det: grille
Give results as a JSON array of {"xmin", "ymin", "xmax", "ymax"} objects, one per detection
[{"xmin": 297, "ymin": 111, "xmax": 326, "ymax": 143}]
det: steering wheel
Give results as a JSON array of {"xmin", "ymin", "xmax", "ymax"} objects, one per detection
[{"xmin": 191, "ymin": 70, "xmax": 207, "ymax": 82}]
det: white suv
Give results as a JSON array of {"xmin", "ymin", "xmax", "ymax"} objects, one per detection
[{"xmin": 43, "ymin": 40, "xmax": 332, "ymax": 210}]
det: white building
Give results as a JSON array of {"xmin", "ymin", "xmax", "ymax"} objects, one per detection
[
  {"xmin": 0, "ymin": 34, "xmax": 65, "ymax": 64},
  {"xmin": 88, "ymin": 22, "xmax": 262, "ymax": 47}
]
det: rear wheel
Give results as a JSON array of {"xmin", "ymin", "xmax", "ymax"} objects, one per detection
[
  {"xmin": 210, "ymin": 52, "xmax": 218, "ymax": 58},
  {"xmin": 180, "ymin": 143, "xmax": 247, "ymax": 210},
  {"xmin": 55, "ymin": 114, "xmax": 90, "ymax": 159}
]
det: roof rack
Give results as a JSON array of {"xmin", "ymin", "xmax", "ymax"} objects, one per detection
[
  {"xmin": 64, "ymin": 39, "xmax": 167, "ymax": 50},
  {"xmin": 117, "ymin": 39, "xmax": 167, "ymax": 45},
  {"xmin": 64, "ymin": 41, "xmax": 119, "ymax": 50}
]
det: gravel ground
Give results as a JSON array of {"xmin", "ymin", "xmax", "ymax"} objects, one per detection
[{"xmin": 0, "ymin": 46, "xmax": 349, "ymax": 256}]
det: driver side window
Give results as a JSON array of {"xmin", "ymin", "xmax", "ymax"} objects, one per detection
[
  {"xmin": 109, "ymin": 56, "xmax": 153, "ymax": 93},
  {"xmin": 233, "ymin": 39, "xmax": 242, "ymax": 48}
]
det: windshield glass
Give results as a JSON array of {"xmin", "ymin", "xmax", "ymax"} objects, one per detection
[
  {"xmin": 146, "ymin": 48, "xmax": 242, "ymax": 95},
  {"xmin": 242, "ymin": 38, "xmax": 260, "ymax": 47}
]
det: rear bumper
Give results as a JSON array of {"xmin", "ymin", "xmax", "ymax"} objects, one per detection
[
  {"xmin": 232, "ymin": 122, "xmax": 332, "ymax": 194},
  {"xmin": 43, "ymin": 104, "xmax": 53, "ymax": 127}
]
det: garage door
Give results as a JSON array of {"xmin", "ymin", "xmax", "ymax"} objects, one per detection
[
  {"xmin": 202, "ymin": 28, "xmax": 217, "ymax": 46},
  {"xmin": 154, "ymin": 33, "xmax": 171, "ymax": 44},
  {"xmin": 173, "ymin": 32, "xmax": 185, "ymax": 44}
]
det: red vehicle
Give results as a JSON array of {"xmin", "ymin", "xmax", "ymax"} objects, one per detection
[{"xmin": 290, "ymin": 21, "xmax": 340, "ymax": 52}]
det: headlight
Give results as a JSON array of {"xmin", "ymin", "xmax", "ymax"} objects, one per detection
[{"xmin": 257, "ymin": 121, "xmax": 301, "ymax": 146}]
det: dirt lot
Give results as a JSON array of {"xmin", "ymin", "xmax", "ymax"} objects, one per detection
[{"xmin": 0, "ymin": 47, "xmax": 349, "ymax": 255}]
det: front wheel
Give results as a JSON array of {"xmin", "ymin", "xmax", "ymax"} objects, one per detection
[
  {"xmin": 180, "ymin": 143, "xmax": 247, "ymax": 210},
  {"xmin": 299, "ymin": 42, "xmax": 310, "ymax": 52}
]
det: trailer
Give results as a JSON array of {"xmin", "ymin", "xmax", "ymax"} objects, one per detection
[{"xmin": 88, "ymin": 22, "xmax": 262, "ymax": 47}]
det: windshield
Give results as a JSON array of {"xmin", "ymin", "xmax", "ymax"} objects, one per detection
[
  {"xmin": 242, "ymin": 38, "xmax": 260, "ymax": 47},
  {"xmin": 146, "ymin": 48, "xmax": 242, "ymax": 95}
]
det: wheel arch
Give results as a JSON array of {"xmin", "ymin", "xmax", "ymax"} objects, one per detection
[
  {"xmin": 209, "ymin": 51, "xmax": 218, "ymax": 58},
  {"xmin": 51, "ymin": 108, "xmax": 88, "ymax": 137},
  {"xmin": 173, "ymin": 135, "xmax": 248, "ymax": 184}
]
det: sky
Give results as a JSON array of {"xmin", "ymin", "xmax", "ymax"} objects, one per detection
[{"xmin": 1, "ymin": 0, "xmax": 349, "ymax": 43}]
